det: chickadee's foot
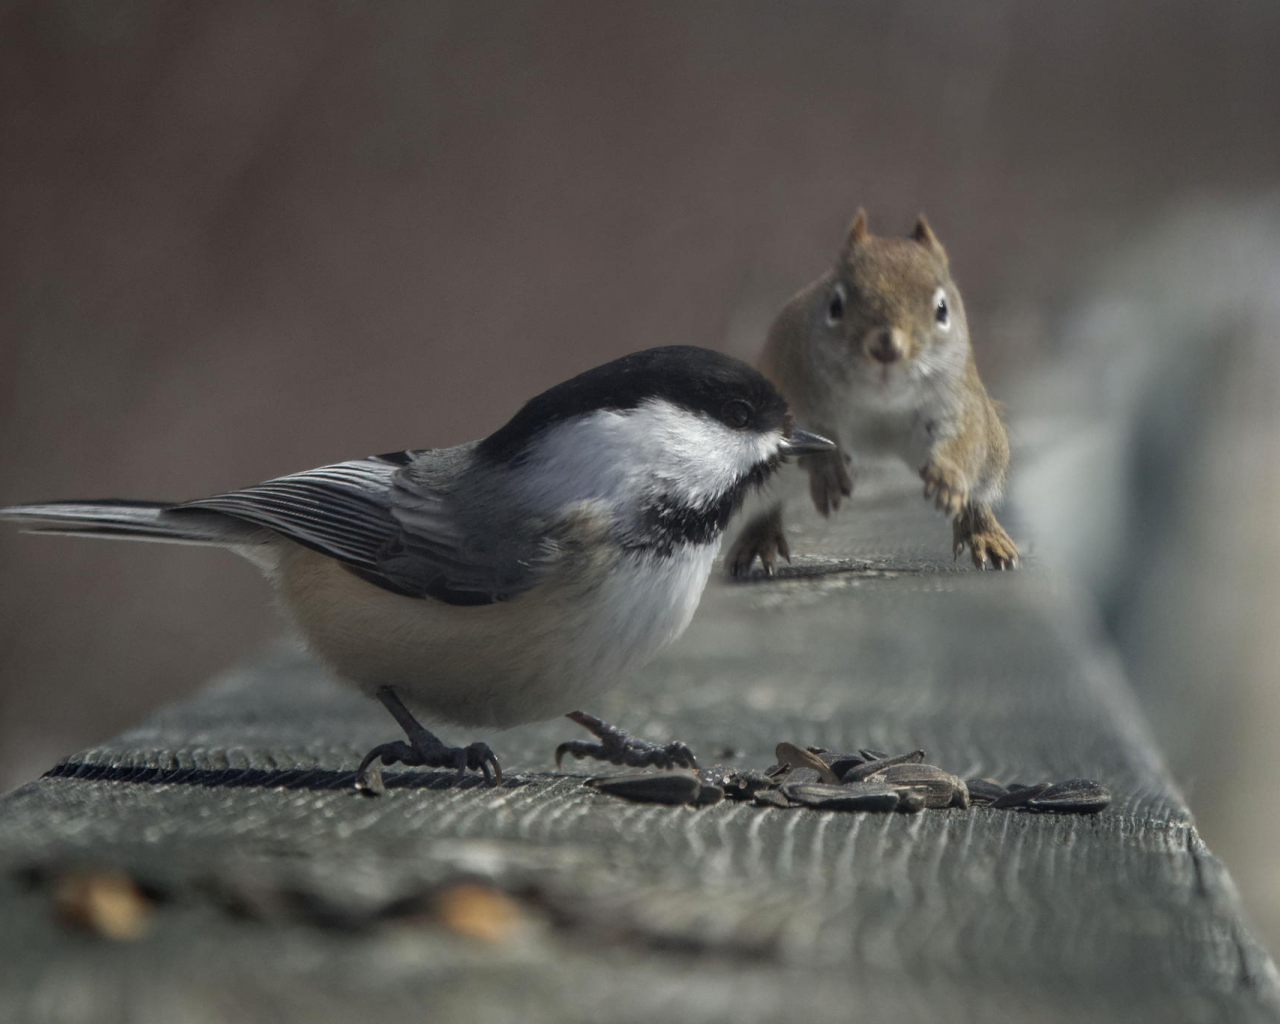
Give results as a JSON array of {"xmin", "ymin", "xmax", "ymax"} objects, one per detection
[
  {"xmin": 727, "ymin": 503, "xmax": 790, "ymax": 578},
  {"xmin": 803, "ymin": 447, "xmax": 853, "ymax": 517},
  {"xmin": 920, "ymin": 459, "xmax": 969, "ymax": 518},
  {"xmin": 555, "ymin": 710, "xmax": 698, "ymax": 771},
  {"xmin": 355, "ymin": 686, "xmax": 502, "ymax": 794},
  {"xmin": 953, "ymin": 504, "xmax": 1019, "ymax": 571},
  {"xmin": 355, "ymin": 739, "xmax": 501, "ymax": 794}
]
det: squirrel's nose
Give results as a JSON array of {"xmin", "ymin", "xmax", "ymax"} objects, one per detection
[{"xmin": 865, "ymin": 328, "xmax": 906, "ymax": 364}]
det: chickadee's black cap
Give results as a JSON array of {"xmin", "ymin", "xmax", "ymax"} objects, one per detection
[{"xmin": 480, "ymin": 346, "xmax": 790, "ymax": 462}]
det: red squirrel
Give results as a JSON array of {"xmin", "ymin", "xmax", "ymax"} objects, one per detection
[{"xmin": 729, "ymin": 209, "xmax": 1017, "ymax": 573}]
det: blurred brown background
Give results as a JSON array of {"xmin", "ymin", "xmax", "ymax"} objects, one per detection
[{"xmin": 2, "ymin": 0, "xmax": 1279, "ymax": 942}]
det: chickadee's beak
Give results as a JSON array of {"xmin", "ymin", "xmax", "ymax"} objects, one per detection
[{"xmin": 780, "ymin": 427, "xmax": 837, "ymax": 457}]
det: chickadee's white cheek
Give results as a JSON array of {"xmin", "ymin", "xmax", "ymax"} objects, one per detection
[{"xmin": 518, "ymin": 400, "xmax": 772, "ymax": 512}]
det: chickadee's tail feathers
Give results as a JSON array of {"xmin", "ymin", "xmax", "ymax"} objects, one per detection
[{"xmin": 0, "ymin": 500, "xmax": 255, "ymax": 547}]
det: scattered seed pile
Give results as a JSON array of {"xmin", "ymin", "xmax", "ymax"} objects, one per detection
[{"xmin": 586, "ymin": 741, "xmax": 1112, "ymax": 815}]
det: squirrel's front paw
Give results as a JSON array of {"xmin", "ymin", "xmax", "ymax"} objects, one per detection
[
  {"xmin": 727, "ymin": 507, "xmax": 791, "ymax": 578},
  {"xmin": 920, "ymin": 461, "xmax": 968, "ymax": 518},
  {"xmin": 803, "ymin": 449, "xmax": 853, "ymax": 517},
  {"xmin": 953, "ymin": 509, "xmax": 1019, "ymax": 571}
]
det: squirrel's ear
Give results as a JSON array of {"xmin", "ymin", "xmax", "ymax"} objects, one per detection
[
  {"xmin": 912, "ymin": 214, "xmax": 948, "ymax": 265},
  {"xmin": 844, "ymin": 208, "xmax": 870, "ymax": 250}
]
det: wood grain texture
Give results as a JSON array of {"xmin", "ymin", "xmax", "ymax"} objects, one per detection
[{"xmin": 1, "ymin": 472, "xmax": 1276, "ymax": 1024}]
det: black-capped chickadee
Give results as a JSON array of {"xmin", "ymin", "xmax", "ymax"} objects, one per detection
[{"xmin": 2, "ymin": 346, "xmax": 834, "ymax": 791}]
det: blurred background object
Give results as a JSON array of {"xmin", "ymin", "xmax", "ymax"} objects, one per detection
[{"xmin": 1, "ymin": 0, "xmax": 1278, "ymax": 945}]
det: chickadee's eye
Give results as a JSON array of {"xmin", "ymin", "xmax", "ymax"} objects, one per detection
[
  {"xmin": 933, "ymin": 287, "xmax": 950, "ymax": 331},
  {"xmin": 826, "ymin": 284, "xmax": 846, "ymax": 326},
  {"xmin": 723, "ymin": 399, "xmax": 753, "ymax": 429}
]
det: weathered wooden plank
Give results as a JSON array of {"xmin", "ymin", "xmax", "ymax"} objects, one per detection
[{"xmin": 1, "ymin": 475, "xmax": 1276, "ymax": 1024}]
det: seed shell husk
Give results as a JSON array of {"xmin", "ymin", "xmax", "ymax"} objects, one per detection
[
  {"xmin": 697, "ymin": 764, "xmax": 733, "ymax": 788},
  {"xmin": 773, "ymin": 742, "xmax": 841, "ymax": 784},
  {"xmin": 696, "ymin": 764, "xmax": 745, "ymax": 802},
  {"xmin": 714, "ymin": 768, "xmax": 775, "ymax": 801},
  {"xmin": 728, "ymin": 770, "xmax": 776, "ymax": 800}
]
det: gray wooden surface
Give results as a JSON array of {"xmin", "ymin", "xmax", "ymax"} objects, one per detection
[{"xmin": 2, "ymin": 473, "xmax": 1277, "ymax": 1024}]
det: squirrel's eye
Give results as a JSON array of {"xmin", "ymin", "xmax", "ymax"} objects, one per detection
[
  {"xmin": 723, "ymin": 399, "xmax": 753, "ymax": 429},
  {"xmin": 932, "ymin": 287, "xmax": 951, "ymax": 331},
  {"xmin": 826, "ymin": 284, "xmax": 846, "ymax": 326}
]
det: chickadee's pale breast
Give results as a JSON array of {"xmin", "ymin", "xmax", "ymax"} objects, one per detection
[{"xmin": 275, "ymin": 528, "xmax": 718, "ymax": 729}]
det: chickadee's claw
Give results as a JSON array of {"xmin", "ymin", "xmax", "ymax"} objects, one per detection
[
  {"xmin": 555, "ymin": 739, "xmax": 600, "ymax": 769},
  {"xmin": 658, "ymin": 740, "xmax": 699, "ymax": 771},
  {"xmin": 555, "ymin": 711, "xmax": 699, "ymax": 772},
  {"xmin": 355, "ymin": 686, "xmax": 504, "ymax": 792},
  {"xmin": 355, "ymin": 735, "xmax": 504, "ymax": 791},
  {"xmin": 355, "ymin": 740, "xmax": 415, "ymax": 794},
  {"xmin": 465, "ymin": 742, "xmax": 503, "ymax": 785}
]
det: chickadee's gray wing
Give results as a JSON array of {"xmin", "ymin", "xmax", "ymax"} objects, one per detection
[
  {"xmin": 378, "ymin": 445, "xmax": 552, "ymax": 605},
  {"xmin": 181, "ymin": 447, "xmax": 549, "ymax": 605},
  {"xmin": 180, "ymin": 455, "xmax": 401, "ymax": 570}
]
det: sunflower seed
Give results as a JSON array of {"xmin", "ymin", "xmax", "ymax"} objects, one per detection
[
  {"xmin": 827, "ymin": 754, "xmax": 869, "ymax": 780},
  {"xmin": 868, "ymin": 763, "xmax": 964, "ymax": 808},
  {"xmin": 965, "ymin": 778, "xmax": 1009, "ymax": 805},
  {"xmin": 1026, "ymin": 779, "xmax": 1112, "ymax": 814},
  {"xmin": 990, "ymin": 782, "xmax": 1051, "ymax": 809},
  {"xmin": 692, "ymin": 782, "xmax": 725, "ymax": 806},
  {"xmin": 586, "ymin": 771, "xmax": 701, "ymax": 806},
  {"xmin": 779, "ymin": 782, "xmax": 901, "ymax": 812},
  {"xmin": 843, "ymin": 749, "xmax": 927, "ymax": 783}
]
